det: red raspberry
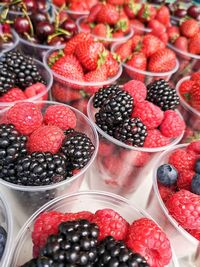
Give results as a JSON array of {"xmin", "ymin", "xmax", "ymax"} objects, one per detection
[
  {"xmin": 160, "ymin": 110, "xmax": 185, "ymax": 138},
  {"xmin": 166, "ymin": 189, "xmax": 200, "ymax": 230},
  {"xmin": 27, "ymin": 125, "xmax": 65, "ymax": 154},
  {"xmin": 64, "ymin": 211, "xmax": 94, "ymax": 221},
  {"xmin": 191, "ymin": 72, "xmax": 200, "ymax": 82},
  {"xmin": 91, "ymin": 208, "xmax": 129, "ymax": 240},
  {"xmin": 44, "ymin": 105, "xmax": 77, "ymax": 130},
  {"xmin": 123, "ymin": 80, "xmax": 147, "ymax": 105},
  {"xmin": 132, "ymin": 101, "xmax": 164, "ymax": 129},
  {"xmin": 7, "ymin": 102, "xmax": 43, "ymax": 135},
  {"xmin": 0, "ymin": 88, "xmax": 26, "ymax": 102},
  {"xmin": 168, "ymin": 149, "xmax": 196, "ymax": 172},
  {"xmin": 158, "ymin": 182, "xmax": 176, "ymax": 203},
  {"xmin": 179, "ymin": 80, "xmax": 194, "ymax": 101},
  {"xmin": 187, "ymin": 141, "xmax": 200, "ymax": 154},
  {"xmin": 187, "ymin": 228, "xmax": 200, "ymax": 240},
  {"xmin": 24, "ymin": 82, "xmax": 47, "ymax": 100},
  {"xmin": 126, "ymin": 218, "xmax": 172, "ymax": 267},
  {"xmin": 177, "ymin": 170, "xmax": 195, "ymax": 191},
  {"xmin": 144, "ymin": 129, "xmax": 171, "ymax": 148}
]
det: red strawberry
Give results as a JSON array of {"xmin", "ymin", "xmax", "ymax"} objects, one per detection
[
  {"xmin": 180, "ymin": 19, "xmax": 199, "ymax": 38},
  {"xmin": 24, "ymin": 82, "xmax": 47, "ymax": 100},
  {"xmin": 148, "ymin": 48, "xmax": 176, "ymax": 72},
  {"xmin": 124, "ymin": 0, "xmax": 141, "ymax": 19},
  {"xmin": 79, "ymin": 22, "xmax": 91, "ymax": 32},
  {"xmin": 187, "ymin": 228, "xmax": 200, "ymax": 240},
  {"xmin": 115, "ymin": 40, "xmax": 132, "ymax": 62},
  {"xmin": 177, "ymin": 170, "xmax": 195, "ymax": 191},
  {"xmin": 174, "ymin": 36, "xmax": 188, "ymax": 53},
  {"xmin": 132, "ymin": 101, "xmax": 164, "ymax": 130},
  {"xmin": 189, "ymin": 32, "xmax": 200, "ymax": 55},
  {"xmin": 64, "ymin": 33, "xmax": 93, "ymax": 55},
  {"xmin": 91, "ymin": 23, "xmax": 110, "ymax": 38},
  {"xmin": 131, "ymin": 34, "xmax": 143, "ymax": 51},
  {"xmin": 167, "ymin": 26, "xmax": 180, "ymax": 43},
  {"xmin": 0, "ymin": 88, "xmax": 26, "ymax": 102},
  {"xmin": 130, "ymin": 19, "xmax": 145, "ymax": 35},
  {"xmin": 144, "ymin": 129, "xmax": 170, "ymax": 148},
  {"xmin": 107, "ymin": 0, "xmax": 124, "ymax": 5},
  {"xmin": 190, "ymin": 83, "xmax": 200, "ymax": 111},
  {"xmin": 125, "ymin": 52, "xmax": 147, "ymax": 81},
  {"xmin": 104, "ymin": 52, "xmax": 119, "ymax": 77},
  {"xmin": 158, "ymin": 182, "xmax": 176, "ymax": 203},
  {"xmin": 137, "ymin": 4, "xmax": 157, "ymax": 23},
  {"xmin": 142, "ymin": 34, "xmax": 165, "ymax": 57},
  {"xmin": 52, "ymin": 83, "xmax": 83, "ymax": 103},
  {"xmin": 168, "ymin": 149, "xmax": 196, "ymax": 172},
  {"xmin": 191, "ymin": 72, "xmax": 200, "ymax": 82},
  {"xmin": 27, "ymin": 125, "xmax": 65, "ymax": 154},
  {"xmin": 87, "ymin": 3, "xmax": 103, "ymax": 23},
  {"xmin": 126, "ymin": 218, "xmax": 172, "ymax": 267},
  {"xmin": 90, "ymin": 208, "xmax": 129, "ymax": 240},
  {"xmin": 7, "ymin": 102, "xmax": 43, "ymax": 135},
  {"xmin": 166, "ymin": 190, "xmax": 200, "ymax": 229},
  {"xmin": 123, "ymin": 80, "xmax": 147, "ymax": 105},
  {"xmin": 187, "ymin": 140, "xmax": 200, "ymax": 154},
  {"xmin": 179, "ymin": 80, "xmax": 195, "ymax": 101},
  {"xmin": 85, "ymin": 0, "xmax": 98, "ymax": 9},
  {"xmin": 148, "ymin": 19, "xmax": 166, "ymax": 37},
  {"xmin": 155, "ymin": 5, "xmax": 170, "ymax": 26},
  {"xmin": 44, "ymin": 105, "xmax": 76, "ymax": 130},
  {"xmin": 157, "ymin": 32, "xmax": 168, "ymax": 45},
  {"xmin": 69, "ymin": 0, "xmax": 88, "ymax": 12},
  {"xmin": 96, "ymin": 3, "xmax": 119, "ymax": 25},
  {"xmin": 53, "ymin": 0, "xmax": 65, "ymax": 7}
]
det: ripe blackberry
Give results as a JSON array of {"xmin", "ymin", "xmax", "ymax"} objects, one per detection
[
  {"xmin": 60, "ymin": 131, "xmax": 95, "ymax": 170},
  {"xmin": 147, "ymin": 79, "xmax": 180, "ymax": 111},
  {"xmin": 95, "ymin": 112, "xmax": 116, "ymax": 137},
  {"xmin": 0, "ymin": 51, "xmax": 45, "ymax": 89},
  {"xmin": 114, "ymin": 118, "xmax": 148, "ymax": 147},
  {"xmin": 14, "ymin": 152, "xmax": 71, "ymax": 186},
  {"xmin": 96, "ymin": 236, "xmax": 149, "ymax": 267},
  {"xmin": 93, "ymin": 84, "xmax": 121, "ymax": 108},
  {"xmin": 0, "ymin": 65, "xmax": 16, "ymax": 96}
]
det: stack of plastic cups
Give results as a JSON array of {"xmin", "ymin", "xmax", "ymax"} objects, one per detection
[
  {"xmin": 87, "ymin": 97, "xmax": 184, "ymax": 198},
  {"xmin": 146, "ymin": 143, "xmax": 199, "ymax": 267},
  {"xmin": 0, "ymin": 30, "xmax": 19, "ymax": 55},
  {"xmin": 7, "ymin": 191, "xmax": 179, "ymax": 267}
]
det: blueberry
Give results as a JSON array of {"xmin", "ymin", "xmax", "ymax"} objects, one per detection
[
  {"xmin": 157, "ymin": 164, "xmax": 178, "ymax": 186},
  {"xmin": 194, "ymin": 159, "xmax": 200, "ymax": 174},
  {"xmin": 191, "ymin": 174, "xmax": 200, "ymax": 195},
  {"xmin": 0, "ymin": 226, "xmax": 7, "ymax": 260}
]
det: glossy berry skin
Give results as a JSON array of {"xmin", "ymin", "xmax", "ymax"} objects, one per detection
[
  {"xmin": 0, "ymin": 226, "xmax": 7, "ymax": 260},
  {"xmin": 191, "ymin": 174, "xmax": 200, "ymax": 195},
  {"xmin": 187, "ymin": 5, "xmax": 200, "ymax": 19},
  {"xmin": 14, "ymin": 17, "xmax": 30, "ymax": 34},
  {"xmin": 157, "ymin": 164, "xmax": 178, "ymax": 186},
  {"xmin": 36, "ymin": 22, "xmax": 55, "ymax": 41},
  {"xmin": 174, "ymin": 9, "xmax": 187, "ymax": 18},
  {"xmin": 62, "ymin": 20, "xmax": 78, "ymax": 34},
  {"xmin": 24, "ymin": 0, "xmax": 37, "ymax": 12},
  {"xmin": 31, "ymin": 13, "xmax": 47, "ymax": 25}
]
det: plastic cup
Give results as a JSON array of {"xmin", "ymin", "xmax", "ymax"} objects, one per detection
[
  {"xmin": 86, "ymin": 96, "xmax": 184, "ymax": 198},
  {"xmin": 131, "ymin": 23, "xmax": 152, "ymax": 36},
  {"xmin": 43, "ymin": 47, "xmax": 123, "ymax": 115},
  {"xmin": 146, "ymin": 143, "xmax": 199, "ymax": 265},
  {"xmin": 111, "ymin": 42, "xmax": 179, "ymax": 85},
  {"xmin": 7, "ymin": 191, "xmax": 179, "ymax": 267},
  {"xmin": 0, "ymin": 192, "xmax": 13, "ymax": 267},
  {"xmin": 0, "ymin": 101, "xmax": 99, "ymax": 224},
  {"xmin": 0, "ymin": 30, "xmax": 19, "ymax": 55}
]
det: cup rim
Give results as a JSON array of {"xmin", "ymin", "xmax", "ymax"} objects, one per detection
[
  {"xmin": 0, "ymin": 54, "xmax": 53, "ymax": 107},
  {"xmin": 43, "ymin": 47, "xmax": 123, "ymax": 87},
  {"xmin": 87, "ymin": 96, "xmax": 185, "ymax": 153},
  {"xmin": 176, "ymin": 76, "xmax": 200, "ymax": 117},
  {"xmin": 131, "ymin": 23, "xmax": 152, "ymax": 34},
  {"xmin": 77, "ymin": 16, "xmax": 134, "ymax": 43},
  {"xmin": 0, "ymin": 30, "xmax": 19, "ymax": 55},
  {"xmin": 0, "ymin": 100, "xmax": 99, "ymax": 192},
  {"xmin": 152, "ymin": 143, "xmax": 199, "ymax": 245},
  {"xmin": 167, "ymin": 42, "xmax": 200, "ymax": 60},
  {"xmin": 111, "ymin": 42, "xmax": 180, "ymax": 76}
]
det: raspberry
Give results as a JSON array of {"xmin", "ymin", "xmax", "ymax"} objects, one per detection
[
  {"xmin": 27, "ymin": 125, "xmax": 65, "ymax": 154},
  {"xmin": 187, "ymin": 140, "xmax": 200, "ymax": 154},
  {"xmin": 132, "ymin": 101, "xmax": 164, "ymax": 130},
  {"xmin": 177, "ymin": 170, "xmax": 195, "ymax": 191},
  {"xmin": 24, "ymin": 82, "xmax": 47, "ymax": 100},
  {"xmin": 144, "ymin": 129, "xmax": 171, "ymax": 148},
  {"xmin": 166, "ymin": 189, "xmax": 200, "ymax": 230},
  {"xmin": 179, "ymin": 80, "xmax": 194, "ymax": 101},
  {"xmin": 64, "ymin": 211, "xmax": 94, "ymax": 222},
  {"xmin": 123, "ymin": 80, "xmax": 147, "ymax": 105},
  {"xmin": 7, "ymin": 102, "xmax": 43, "ymax": 135},
  {"xmin": 0, "ymin": 88, "xmax": 27, "ymax": 102},
  {"xmin": 44, "ymin": 105, "xmax": 77, "ymax": 130},
  {"xmin": 160, "ymin": 110, "xmax": 185, "ymax": 138},
  {"xmin": 158, "ymin": 182, "xmax": 176, "ymax": 203},
  {"xmin": 168, "ymin": 149, "xmax": 196, "ymax": 172},
  {"xmin": 187, "ymin": 228, "xmax": 200, "ymax": 240},
  {"xmin": 90, "ymin": 208, "xmax": 129, "ymax": 240},
  {"xmin": 126, "ymin": 218, "xmax": 172, "ymax": 267},
  {"xmin": 191, "ymin": 72, "xmax": 200, "ymax": 82}
]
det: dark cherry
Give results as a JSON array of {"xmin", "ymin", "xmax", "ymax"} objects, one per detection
[
  {"xmin": 148, "ymin": 0, "xmax": 164, "ymax": 3},
  {"xmin": 24, "ymin": 0, "xmax": 37, "ymax": 12},
  {"xmin": 63, "ymin": 32, "xmax": 74, "ymax": 41},
  {"xmin": 14, "ymin": 17, "xmax": 30, "ymax": 34},
  {"xmin": 62, "ymin": 20, "xmax": 78, "ymax": 33},
  {"xmin": 187, "ymin": 5, "xmax": 200, "ymax": 19},
  {"xmin": 36, "ymin": 21, "xmax": 55, "ymax": 41},
  {"xmin": 59, "ymin": 10, "xmax": 69, "ymax": 25},
  {"xmin": 37, "ymin": 0, "xmax": 46, "ymax": 12},
  {"xmin": 174, "ymin": 8, "xmax": 187, "ymax": 18},
  {"xmin": 48, "ymin": 36, "xmax": 65, "ymax": 46},
  {"xmin": 31, "ymin": 13, "xmax": 47, "ymax": 24},
  {"xmin": 196, "ymin": 13, "xmax": 200, "ymax": 21}
]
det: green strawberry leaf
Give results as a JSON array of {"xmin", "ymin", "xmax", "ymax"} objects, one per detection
[
  {"xmin": 89, "ymin": 22, "xmax": 96, "ymax": 29},
  {"xmin": 183, "ymin": 92, "xmax": 191, "ymax": 102},
  {"xmin": 97, "ymin": 49, "xmax": 108, "ymax": 68},
  {"xmin": 48, "ymin": 50, "xmax": 64, "ymax": 67},
  {"xmin": 115, "ymin": 19, "xmax": 128, "ymax": 32}
]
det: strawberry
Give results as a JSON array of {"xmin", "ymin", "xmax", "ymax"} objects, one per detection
[
  {"xmin": 157, "ymin": 32, "xmax": 168, "ymax": 45},
  {"xmin": 0, "ymin": 87, "xmax": 26, "ymax": 102},
  {"xmin": 167, "ymin": 26, "xmax": 180, "ymax": 43},
  {"xmin": 148, "ymin": 19, "xmax": 166, "ymax": 37},
  {"xmin": 190, "ymin": 83, "xmax": 200, "ymax": 112},
  {"xmin": 148, "ymin": 48, "xmax": 176, "ymax": 72},
  {"xmin": 180, "ymin": 19, "xmax": 199, "ymax": 38},
  {"xmin": 53, "ymin": 0, "xmax": 65, "ymax": 7},
  {"xmin": 52, "ymin": 83, "xmax": 83, "ymax": 103},
  {"xmin": 115, "ymin": 17, "xmax": 130, "ymax": 34},
  {"xmin": 155, "ymin": 5, "xmax": 170, "ymax": 26},
  {"xmin": 125, "ymin": 52, "xmax": 147, "ymax": 81},
  {"xmin": 168, "ymin": 149, "xmax": 196, "ymax": 172},
  {"xmin": 91, "ymin": 23, "xmax": 111, "ymax": 38},
  {"xmin": 144, "ymin": 129, "xmax": 170, "ymax": 148},
  {"xmin": 137, "ymin": 4, "xmax": 157, "ymax": 23},
  {"xmin": 131, "ymin": 34, "xmax": 143, "ymax": 51},
  {"xmin": 191, "ymin": 72, "xmax": 200, "ymax": 82},
  {"xmin": 124, "ymin": 0, "xmax": 141, "ymax": 19},
  {"xmin": 123, "ymin": 80, "xmax": 147, "ymax": 105},
  {"xmin": 24, "ymin": 82, "xmax": 47, "ymax": 100},
  {"xmin": 187, "ymin": 228, "xmax": 200, "ymax": 240},
  {"xmin": 79, "ymin": 22, "xmax": 91, "ymax": 32},
  {"xmin": 96, "ymin": 3, "xmax": 119, "ymax": 25},
  {"xmin": 174, "ymin": 36, "xmax": 188, "ymax": 53},
  {"xmin": 141, "ymin": 34, "xmax": 165, "ymax": 58},
  {"xmin": 177, "ymin": 170, "xmax": 195, "ymax": 191},
  {"xmin": 85, "ymin": 0, "xmax": 98, "ymax": 9},
  {"xmin": 187, "ymin": 140, "xmax": 200, "ymax": 154},
  {"xmin": 104, "ymin": 52, "xmax": 119, "ymax": 77},
  {"xmin": 107, "ymin": 0, "xmax": 124, "ymax": 5},
  {"xmin": 130, "ymin": 19, "xmax": 145, "ymax": 35},
  {"xmin": 179, "ymin": 80, "xmax": 195, "ymax": 101},
  {"xmin": 69, "ymin": 0, "xmax": 88, "ymax": 12},
  {"xmin": 188, "ymin": 32, "xmax": 200, "ymax": 55},
  {"xmin": 87, "ymin": 3, "xmax": 103, "ymax": 23},
  {"xmin": 115, "ymin": 40, "xmax": 132, "ymax": 62},
  {"xmin": 158, "ymin": 182, "xmax": 176, "ymax": 203}
]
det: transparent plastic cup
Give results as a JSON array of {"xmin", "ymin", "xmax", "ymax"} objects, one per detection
[
  {"xmin": 146, "ymin": 143, "xmax": 199, "ymax": 266},
  {"xmin": 167, "ymin": 43, "xmax": 200, "ymax": 83},
  {"xmin": 77, "ymin": 16, "xmax": 134, "ymax": 47},
  {"xmin": 131, "ymin": 23, "xmax": 152, "ymax": 36},
  {"xmin": 7, "ymin": 191, "xmax": 179, "ymax": 267},
  {"xmin": 176, "ymin": 76, "xmax": 200, "ymax": 132},
  {"xmin": 0, "ymin": 30, "xmax": 19, "ymax": 55},
  {"xmin": 43, "ymin": 47, "xmax": 123, "ymax": 115},
  {"xmin": 0, "ymin": 192, "xmax": 13, "ymax": 267},
  {"xmin": 87, "ymin": 97, "xmax": 184, "ymax": 198},
  {"xmin": 111, "ymin": 42, "xmax": 179, "ymax": 85},
  {"xmin": 0, "ymin": 53, "xmax": 53, "ymax": 111},
  {"xmin": 0, "ymin": 101, "xmax": 99, "ymax": 223}
]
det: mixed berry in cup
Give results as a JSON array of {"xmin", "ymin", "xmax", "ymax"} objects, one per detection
[
  {"xmin": 87, "ymin": 79, "xmax": 185, "ymax": 196},
  {"xmin": 8, "ymin": 191, "xmax": 178, "ymax": 267},
  {"xmin": 0, "ymin": 101, "xmax": 98, "ymax": 219}
]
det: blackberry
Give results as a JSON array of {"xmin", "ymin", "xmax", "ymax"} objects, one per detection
[
  {"xmin": 95, "ymin": 112, "xmax": 116, "ymax": 137},
  {"xmin": 114, "ymin": 118, "xmax": 148, "ymax": 147},
  {"xmin": 147, "ymin": 79, "xmax": 180, "ymax": 111},
  {"xmin": 96, "ymin": 236, "xmax": 149, "ymax": 267},
  {"xmin": 0, "ymin": 51, "xmax": 45, "ymax": 89},
  {"xmin": 0, "ymin": 66, "xmax": 16, "ymax": 96},
  {"xmin": 60, "ymin": 131, "xmax": 95, "ymax": 170},
  {"xmin": 14, "ymin": 152, "xmax": 71, "ymax": 186},
  {"xmin": 93, "ymin": 84, "xmax": 121, "ymax": 108}
]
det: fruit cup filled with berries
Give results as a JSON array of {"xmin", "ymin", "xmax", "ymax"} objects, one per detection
[
  {"xmin": 0, "ymin": 49, "xmax": 53, "ymax": 110},
  {"xmin": 87, "ymin": 79, "xmax": 185, "ymax": 197},
  {"xmin": 7, "ymin": 190, "xmax": 179, "ymax": 267},
  {"xmin": 44, "ymin": 32, "xmax": 122, "ymax": 115},
  {"xmin": 146, "ymin": 141, "xmax": 200, "ymax": 264},
  {"xmin": 0, "ymin": 101, "xmax": 98, "ymax": 222}
]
